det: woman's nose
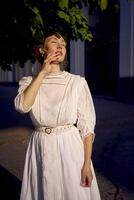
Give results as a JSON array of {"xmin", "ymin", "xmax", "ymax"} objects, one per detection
[{"xmin": 57, "ymin": 43, "xmax": 62, "ymax": 48}]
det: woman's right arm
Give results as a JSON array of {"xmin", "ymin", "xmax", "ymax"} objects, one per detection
[
  {"xmin": 14, "ymin": 52, "xmax": 60, "ymax": 113},
  {"xmin": 21, "ymin": 52, "xmax": 60, "ymax": 111},
  {"xmin": 22, "ymin": 70, "xmax": 47, "ymax": 111}
]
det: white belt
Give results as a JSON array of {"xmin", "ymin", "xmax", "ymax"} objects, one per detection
[{"xmin": 35, "ymin": 124, "xmax": 74, "ymax": 134}]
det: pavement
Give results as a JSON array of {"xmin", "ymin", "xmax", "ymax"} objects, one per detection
[
  {"xmin": 93, "ymin": 95, "xmax": 134, "ymax": 200},
  {"xmin": 0, "ymin": 86, "xmax": 134, "ymax": 200}
]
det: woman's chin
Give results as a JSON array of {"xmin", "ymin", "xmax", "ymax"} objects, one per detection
[{"xmin": 52, "ymin": 59, "xmax": 63, "ymax": 64}]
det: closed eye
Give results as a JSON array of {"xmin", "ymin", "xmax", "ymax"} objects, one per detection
[
  {"xmin": 61, "ymin": 43, "xmax": 66, "ymax": 46},
  {"xmin": 50, "ymin": 40, "xmax": 66, "ymax": 47}
]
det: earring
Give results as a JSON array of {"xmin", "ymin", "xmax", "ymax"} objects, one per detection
[
  {"xmin": 39, "ymin": 48, "xmax": 45, "ymax": 57},
  {"xmin": 41, "ymin": 51, "xmax": 45, "ymax": 57}
]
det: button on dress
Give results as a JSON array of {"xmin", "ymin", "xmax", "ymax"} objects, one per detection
[{"xmin": 14, "ymin": 70, "xmax": 101, "ymax": 200}]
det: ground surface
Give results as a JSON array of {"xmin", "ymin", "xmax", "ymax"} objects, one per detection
[{"xmin": 0, "ymin": 86, "xmax": 134, "ymax": 200}]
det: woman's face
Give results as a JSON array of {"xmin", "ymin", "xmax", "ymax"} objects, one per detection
[{"xmin": 44, "ymin": 35, "xmax": 67, "ymax": 63}]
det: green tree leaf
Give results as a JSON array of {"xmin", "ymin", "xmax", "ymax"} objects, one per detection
[
  {"xmin": 98, "ymin": 0, "xmax": 108, "ymax": 10},
  {"xmin": 57, "ymin": 10, "xmax": 70, "ymax": 23},
  {"xmin": 57, "ymin": 0, "xmax": 69, "ymax": 9},
  {"xmin": 0, "ymin": 0, "xmax": 119, "ymax": 70}
]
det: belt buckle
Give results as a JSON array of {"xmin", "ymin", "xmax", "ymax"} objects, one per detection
[{"xmin": 45, "ymin": 127, "xmax": 52, "ymax": 134}]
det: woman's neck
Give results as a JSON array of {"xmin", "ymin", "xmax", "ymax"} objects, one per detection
[{"xmin": 50, "ymin": 63, "xmax": 62, "ymax": 73}]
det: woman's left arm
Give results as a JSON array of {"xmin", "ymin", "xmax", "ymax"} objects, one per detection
[
  {"xmin": 77, "ymin": 77, "xmax": 96, "ymax": 187},
  {"xmin": 80, "ymin": 134, "xmax": 94, "ymax": 187},
  {"xmin": 83, "ymin": 133, "xmax": 93, "ymax": 165}
]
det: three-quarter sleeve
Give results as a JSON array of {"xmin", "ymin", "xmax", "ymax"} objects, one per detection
[
  {"xmin": 14, "ymin": 76, "xmax": 33, "ymax": 113},
  {"xmin": 76, "ymin": 78, "xmax": 96, "ymax": 143}
]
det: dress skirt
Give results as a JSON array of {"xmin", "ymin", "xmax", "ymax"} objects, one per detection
[{"xmin": 20, "ymin": 125, "xmax": 101, "ymax": 200}]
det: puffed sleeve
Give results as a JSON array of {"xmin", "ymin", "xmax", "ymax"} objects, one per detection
[
  {"xmin": 76, "ymin": 77, "xmax": 96, "ymax": 143},
  {"xmin": 14, "ymin": 76, "xmax": 33, "ymax": 114}
]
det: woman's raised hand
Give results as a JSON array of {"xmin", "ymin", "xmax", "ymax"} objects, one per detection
[{"xmin": 41, "ymin": 51, "xmax": 60, "ymax": 75}]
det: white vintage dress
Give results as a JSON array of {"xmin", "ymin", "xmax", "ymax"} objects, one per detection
[{"xmin": 14, "ymin": 70, "xmax": 101, "ymax": 200}]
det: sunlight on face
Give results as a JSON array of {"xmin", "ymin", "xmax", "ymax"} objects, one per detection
[
  {"xmin": 44, "ymin": 34, "xmax": 67, "ymax": 63},
  {"xmin": 44, "ymin": 35, "xmax": 66, "ymax": 49}
]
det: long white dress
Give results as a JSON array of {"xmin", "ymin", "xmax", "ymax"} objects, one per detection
[{"xmin": 14, "ymin": 70, "xmax": 101, "ymax": 200}]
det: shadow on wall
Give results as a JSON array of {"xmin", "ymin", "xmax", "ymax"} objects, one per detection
[{"xmin": 0, "ymin": 85, "xmax": 33, "ymax": 129}]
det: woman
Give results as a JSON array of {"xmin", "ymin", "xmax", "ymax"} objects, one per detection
[{"xmin": 14, "ymin": 33, "xmax": 101, "ymax": 200}]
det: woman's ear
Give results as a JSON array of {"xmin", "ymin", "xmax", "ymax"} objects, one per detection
[{"xmin": 39, "ymin": 48, "xmax": 45, "ymax": 57}]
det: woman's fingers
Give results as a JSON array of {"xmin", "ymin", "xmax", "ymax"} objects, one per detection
[
  {"xmin": 45, "ymin": 50, "xmax": 59, "ymax": 61},
  {"xmin": 85, "ymin": 176, "xmax": 92, "ymax": 187},
  {"xmin": 81, "ymin": 166, "xmax": 93, "ymax": 187},
  {"xmin": 81, "ymin": 173, "xmax": 85, "ymax": 186},
  {"xmin": 45, "ymin": 53, "xmax": 60, "ymax": 64},
  {"xmin": 41, "ymin": 51, "xmax": 61, "ymax": 74},
  {"xmin": 81, "ymin": 175, "xmax": 92, "ymax": 187},
  {"xmin": 41, "ymin": 53, "xmax": 60, "ymax": 74}
]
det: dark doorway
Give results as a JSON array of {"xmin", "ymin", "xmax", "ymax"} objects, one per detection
[{"xmin": 85, "ymin": 10, "xmax": 119, "ymax": 97}]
